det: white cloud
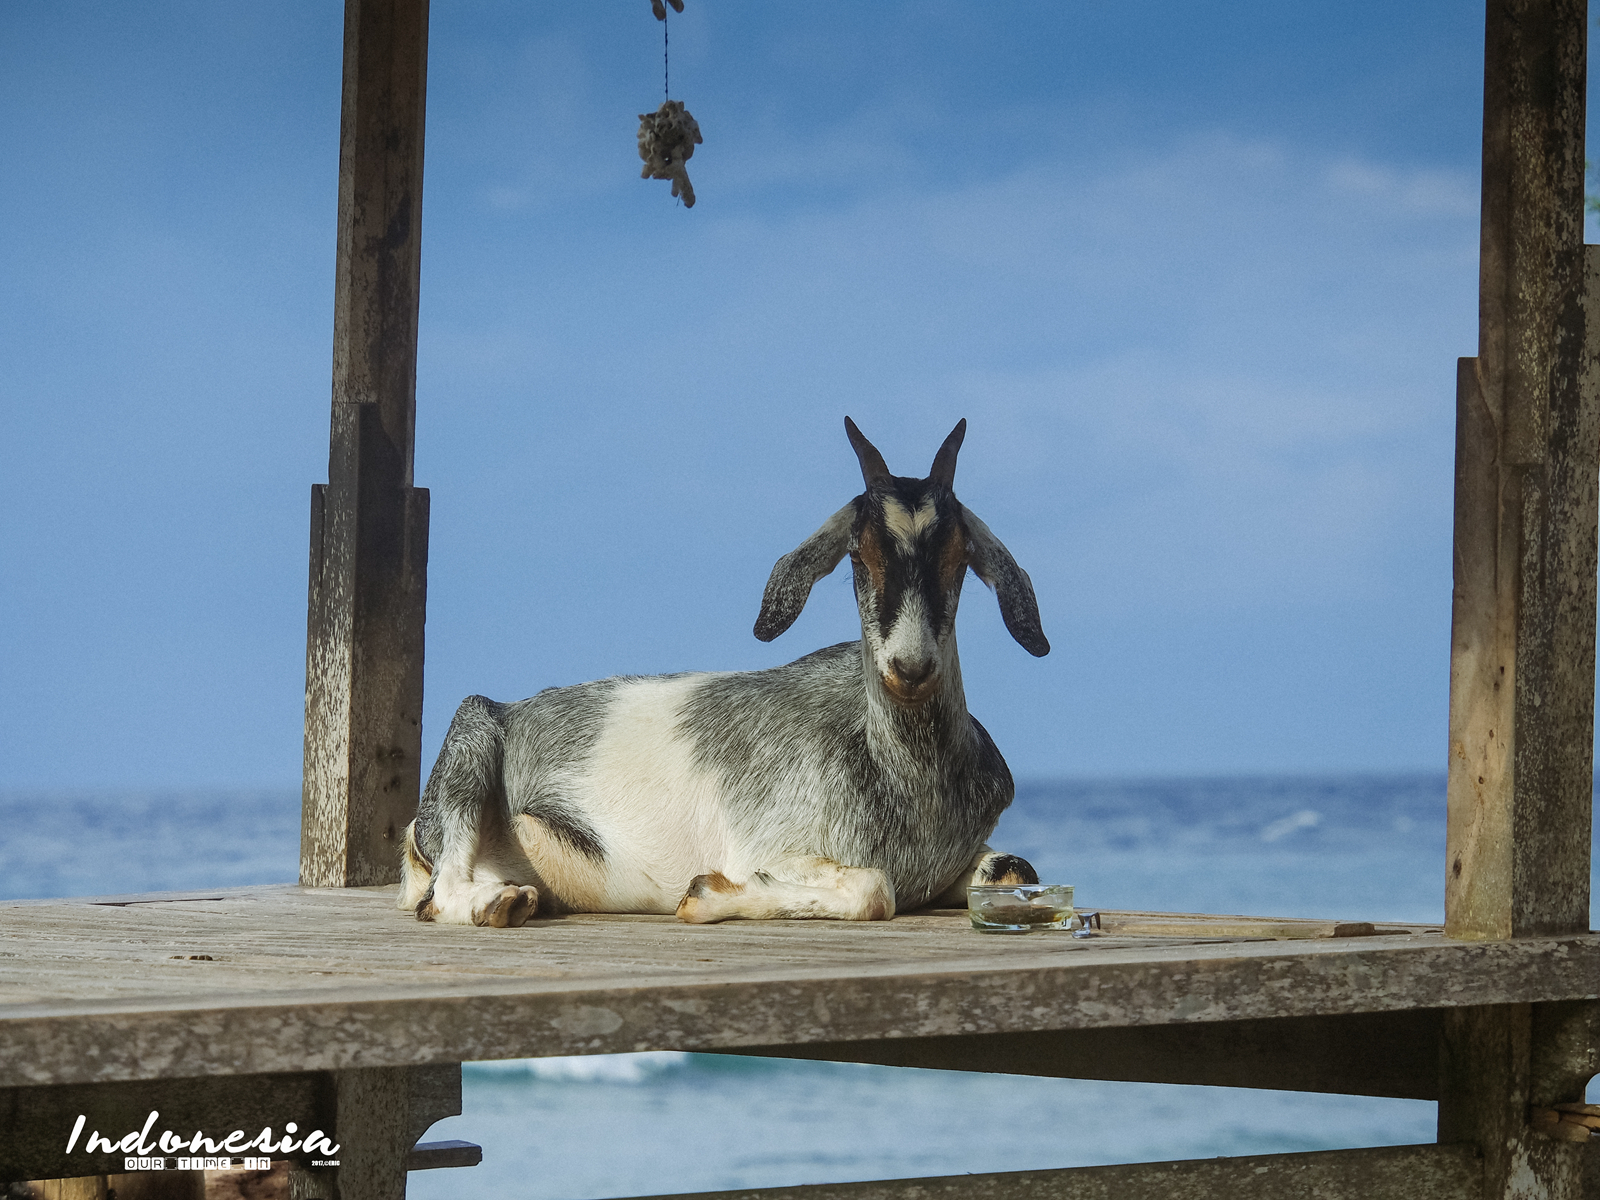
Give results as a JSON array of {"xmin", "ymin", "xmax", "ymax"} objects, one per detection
[
  {"xmin": 597, "ymin": 131, "xmax": 1475, "ymax": 610},
  {"xmin": 1323, "ymin": 158, "xmax": 1477, "ymax": 216}
]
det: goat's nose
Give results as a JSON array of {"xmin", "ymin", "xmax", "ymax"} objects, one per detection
[{"xmin": 890, "ymin": 657, "xmax": 935, "ymax": 688}]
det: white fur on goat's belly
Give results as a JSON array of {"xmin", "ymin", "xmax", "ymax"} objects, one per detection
[
  {"xmin": 517, "ymin": 672, "xmax": 738, "ymax": 915},
  {"xmin": 403, "ymin": 418, "xmax": 1046, "ymax": 927}
]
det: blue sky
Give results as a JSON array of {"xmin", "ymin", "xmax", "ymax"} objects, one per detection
[{"xmin": 0, "ymin": 2, "xmax": 1559, "ymax": 788}]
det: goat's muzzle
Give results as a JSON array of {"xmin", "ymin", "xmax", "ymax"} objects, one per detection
[{"xmin": 883, "ymin": 658, "xmax": 939, "ymax": 705}]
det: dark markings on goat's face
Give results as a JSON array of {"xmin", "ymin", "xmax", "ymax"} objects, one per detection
[
  {"xmin": 854, "ymin": 520, "xmax": 887, "ymax": 595},
  {"xmin": 850, "ymin": 479, "xmax": 969, "ymax": 706},
  {"xmin": 939, "ymin": 521, "xmax": 969, "ymax": 593}
]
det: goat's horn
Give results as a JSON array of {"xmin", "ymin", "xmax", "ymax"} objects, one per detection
[
  {"xmin": 929, "ymin": 418, "xmax": 966, "ymax": 488},
  {"xmin": 844, "ymin": 417, "xmax": 891, "ymax": 485}
]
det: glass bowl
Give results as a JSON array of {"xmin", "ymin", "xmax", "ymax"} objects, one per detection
[{"xmin": 967, "ymin": 884, "xmax": 1075, "ymax": 932}]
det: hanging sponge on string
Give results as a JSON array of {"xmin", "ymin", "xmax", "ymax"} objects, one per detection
[{"xmin": 638, "ymin": 100, "xmax": 703, "ymax": 208}]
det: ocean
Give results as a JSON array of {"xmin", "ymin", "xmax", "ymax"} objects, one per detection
[{"xmin": 2, "ymin": 776, "xmax": 1594, "ymax": 1198}]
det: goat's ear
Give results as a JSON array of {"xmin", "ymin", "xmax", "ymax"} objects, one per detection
[
  {"xmin": 961, "ymin": 505, "xmax": 1049, "ymax": 657},
  {"xmin": 928, "ymin": 418, "xmax": 966, "ymax": 488},
  {"xmin": 844, "ymin": 416, "xmax": 892, "ymax": 486},
  {"xmin": 754, "ymin": 502, "xmax": 857, "ymax": 642}
]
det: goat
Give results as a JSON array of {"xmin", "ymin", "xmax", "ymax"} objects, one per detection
[{"xmin": 399, "ymin": 418, "xmax": 1049, "ymax": 926}]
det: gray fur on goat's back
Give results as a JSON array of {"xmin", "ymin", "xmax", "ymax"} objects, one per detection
[{"xmin": 680, "ymin": 642, "xmax": 1015, "ymax": 907}]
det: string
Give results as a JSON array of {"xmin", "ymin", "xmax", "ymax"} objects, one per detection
[{"xmin": 664, "ymin": 8, "xmax": 670, "ymax": 100}]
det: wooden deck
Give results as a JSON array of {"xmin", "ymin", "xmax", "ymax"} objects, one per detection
[
  {"xmin": 2, "ymin": 885, "xmax": 1594, "ymax": 1091},
  {"xmin": 4, "ymin": 2, "xmax": 1596, "ymax": 1196}
]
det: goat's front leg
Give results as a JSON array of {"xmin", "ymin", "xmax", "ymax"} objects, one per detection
[
  {"xmin": 927, "ymin": 845, "xmax": 1040, "ymax": 908},
  {"xmin": 676, "ymin": 856, "xmax": 895, "ymax": 924}
]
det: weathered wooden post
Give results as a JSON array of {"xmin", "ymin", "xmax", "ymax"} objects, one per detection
[
  {"xmin": 298, "ymin": 4, "xmax": 437, "ymax": 1192},
  {"xmin": 302, "ymin": 0, "xmax": 431, "ymax": 890},
  {"xmin": 1442, "ymin": 0, "xmax": 1598, "ymax": 1195}
]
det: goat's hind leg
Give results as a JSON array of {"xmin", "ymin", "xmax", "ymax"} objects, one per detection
[
  {"xmin": 397, "ymin": 818, "xmax": 436, "ymax": 910},
  {"xmin": 425, "ymin": 826, "xmax": 540, "ymax": 929},
  {"xmin": 410, "ymin": 695, "xmax": 540, "ymax": 928},
  {"xmin": 677, "ymin": 857, "xmax": 895, "ymax": 923}
]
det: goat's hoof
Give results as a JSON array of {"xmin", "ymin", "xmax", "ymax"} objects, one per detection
[
  {"xmin": 860, "ymin": 894, "xmax": 893, "ymax": 922},
  {"xmin": 677, "ymin": 897, "xmax": 723, "ymax": 924},
  {"xmin": 677, "ymin": 872, "xmax": 737, "ymax": 923},
  {"xmin": 474, "ymin": 884, "xmax": 538, "ymax": 928},
  {"xmin": 675, "ymin": 894, "xmax": 713, "ymax": 923}
]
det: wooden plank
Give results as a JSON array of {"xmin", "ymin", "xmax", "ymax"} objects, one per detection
[
  {"xmin": 4, "ymin": 891, "xmax": 1453, "ymax": 1004},
  {"xmin": 1093, "ymin": 911, "xmax": 1433, "ymax": 940},
  {"xmin": 23, "ymin": 1180, "xmax": 113, "ymax": 1200},
  {"xmin": 731, "ymin": 1008, "xmax": 1445, "ymax": 1100},
  {"xmin": 0, "ymin": 893, "xmax": 1594, "ymax": 1087},
  {"xmin": 621, "ymin": 1143, "xmax": 1483, "ymax": 1200},
  {"xmin": 920, "ymin": 911, "xmax": 1431, "ymax": 939},
  {"xmin": 0, "ymin": 895, "xmax": 1533, "ymax": 1003},
  {"xmin": 301, "ymin": 0, "xmax": 432, "ymax": 889},
  {"xmin": 0, "ymin": 888, "xmax": 249, "ymax": 908}
]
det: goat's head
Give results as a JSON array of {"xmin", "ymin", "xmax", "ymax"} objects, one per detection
[{"xmin": 754, "ymin": 418, "xmax": 1049, "ymax": 706}]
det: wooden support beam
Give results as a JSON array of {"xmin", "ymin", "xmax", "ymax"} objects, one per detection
[
  {"xmin": 622, "ymin": 1143, "xmax": 1484, "ymax": 1200},
  {"xmin": 731, "ymin": 1008, "xmax": 1444, "ymax": 1100},
  {"xmin": 302, "ymin": 0, "xmax": 432, "ymax": 889},
  {"xmin": 0, "ymin": 1065, "xmax": 460, "ymax": 1188},
  {"xmin": 407, "ymin": 1139, "xmax": 483, "ymax": 1171},
  {"xmin": 1439, "ymin": 1002, "xmax": 1600, "ymax": 1200},
  {"xmin": 1447, "ymin": 0, "xmax": 1593, "ymax": 945},
  {"xmin": 0, "ymin": 1070, "xmax": 328, "ymax": 1182},
  {"xmin": 290, "ymin": 1068, "xmax": 411, "ymax": 1200},
  {"xmin": 1442, "ymin": 3, "xmax": 1596, "ymax": 1198},
  {"xmin": 280, "ymin": 1065, "xmax": 457, "ymax": 1200}
]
